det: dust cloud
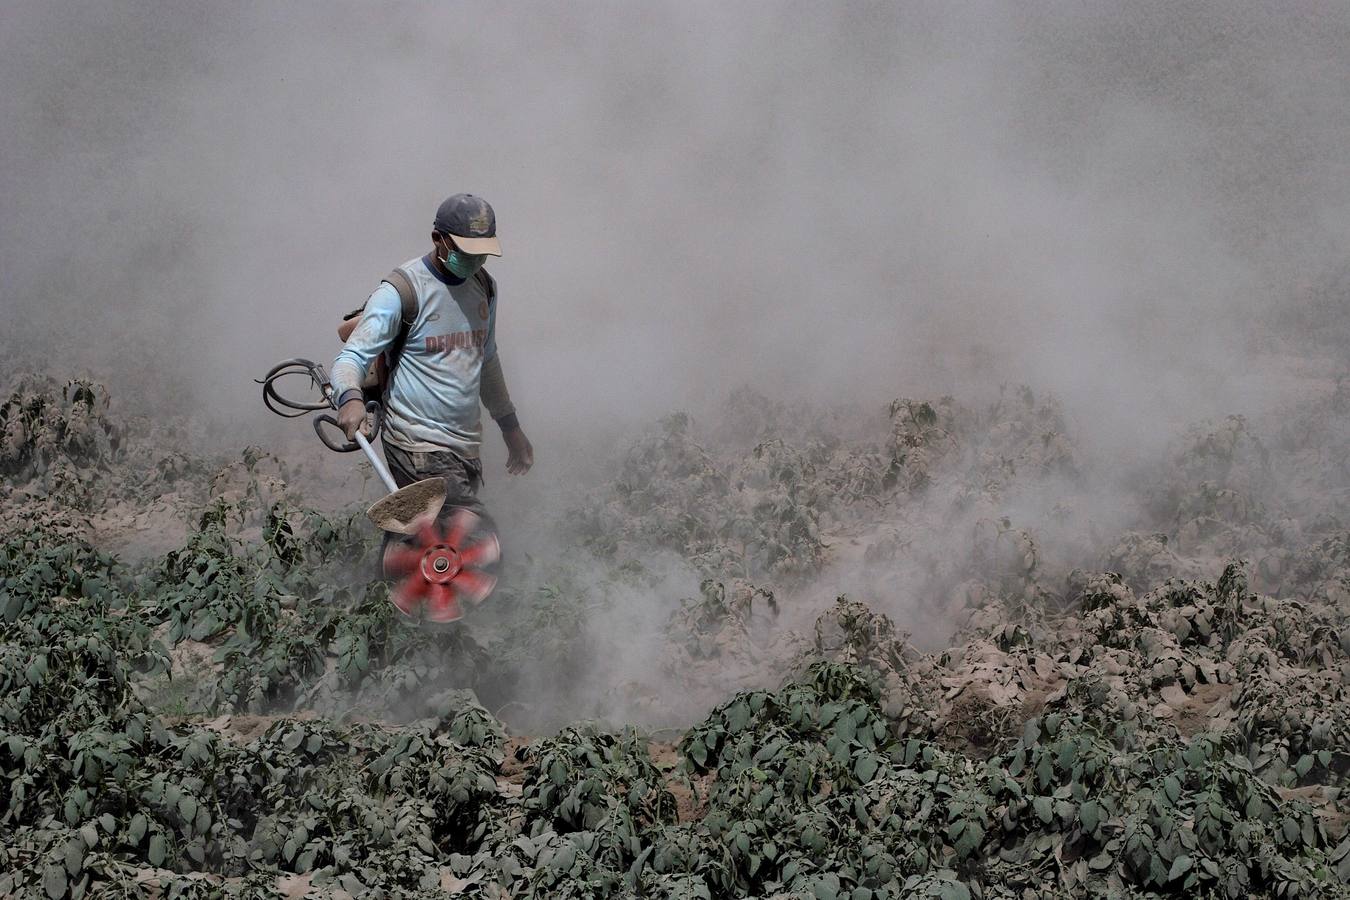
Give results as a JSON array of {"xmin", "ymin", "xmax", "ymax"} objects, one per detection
[
  {"xmin": 3, "ymin": 3, "xmax": 1345, "ymax": 430},
  {"xmin": 3, "ymin": 3, "xmax": 1349, "ymax": 725}
]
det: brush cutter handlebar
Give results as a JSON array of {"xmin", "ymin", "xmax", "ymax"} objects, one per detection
[
  {"xmin": 259, "ymin": 358, "xmax": 334, "ymax": 417},
  {"xmin": 313, "ymin": 402, "xmax": 385, "ymax": 454},
  {"xmin": 259, "ymin": 357, "xmax": 387, "ymax": 452}
]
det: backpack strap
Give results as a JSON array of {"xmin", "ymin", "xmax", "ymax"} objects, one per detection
[
  {"xmin": 473, "ymin": 267, "xmax": 496, "ymax": 305},
  {"xmin": 379, "ymin": 267, "xmax": 421, "ymax": 385},
  {"xmin": 382, "ymin": 267, "xmax": 420, "ymax": 325}
]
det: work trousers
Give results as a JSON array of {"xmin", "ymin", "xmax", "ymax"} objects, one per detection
[
  {"xmin": 378, "ymin": 441, "xmax": 489, "ymax": 572},
  {"xmin": 381, "ymin": 440, "xmax": 484, "ymax": 518}
]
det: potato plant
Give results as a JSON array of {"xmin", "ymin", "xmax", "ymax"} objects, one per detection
[{"xmin": 2, "ymin": 374, "xmax": 1348, "ymax": 897}]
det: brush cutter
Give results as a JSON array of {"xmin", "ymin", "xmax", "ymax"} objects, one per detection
[{"xmin": 259, "ymin": 358, "xmax": 500, "ymax": 623}]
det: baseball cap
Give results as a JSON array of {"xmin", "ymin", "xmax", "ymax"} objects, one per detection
[{"xmin": 433, "ymin": 193, "xmax": 502, "ymax": 256}]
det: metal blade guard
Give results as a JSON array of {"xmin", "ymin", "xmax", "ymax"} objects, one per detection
[
  {"xmin": 367, "ymin": 477, "xmax": 448, "ymax": 534},
  {"xmin": 382, "ymin": 507, "xmax": 501, "ymax": 623}
]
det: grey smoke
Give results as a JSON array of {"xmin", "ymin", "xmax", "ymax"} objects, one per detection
[
  {"xmin": 4, "ymin": 3, "xmax": 1347, "ymax": 442},
  {"xmin": 3, "ymin": 2, "xmax": 1348, "ymax": 724}
]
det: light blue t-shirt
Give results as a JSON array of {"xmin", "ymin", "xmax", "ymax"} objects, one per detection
[{"xmin": 331, "ymin": 255, "xmax": 497, "ymax": 458}]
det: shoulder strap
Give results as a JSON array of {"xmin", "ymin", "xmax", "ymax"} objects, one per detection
[
  {"xmin": 383, "ymin": 268, "xmax": 419, "ymax": 324},
  {"xmin": 379, "ymin": 267, "xmax": 420, "ymax": 385},
  {"xmin": 473, "ymin": 267, "xmax": 496, "ymax": 304}
]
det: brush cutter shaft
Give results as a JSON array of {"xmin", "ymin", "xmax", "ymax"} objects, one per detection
[{"xmin": 354, "ymin": 430, "xmax": 399, "ymax": 494}]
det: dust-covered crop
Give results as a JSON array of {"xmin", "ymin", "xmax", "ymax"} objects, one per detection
[{"xmin": 1, "ymin": 373, "xmax": 1348, "ymax": 898}]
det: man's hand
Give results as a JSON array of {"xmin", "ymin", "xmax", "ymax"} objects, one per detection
[
  {"xmin": 503, "ymin": 427, "xmax": 533, "ymax": 475},
  {"xmin": 337, "ymin": 398, "xmax": 371, "ymax": 441}
]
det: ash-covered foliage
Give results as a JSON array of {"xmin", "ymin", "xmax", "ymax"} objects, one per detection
[
  {"xmin": 3, "ymin": 556, "xmax": 1346, "ymax": 898},
  {"xmin": 2, "ymin": 374, "xmax": 1349, "ymax": 897},
  {"xmin": 0, "ymin": 377, "xmax": 122, "ymax": 510},
  {"xmin": 0, "ymin": 377, "xmax": 121, "ymax": 477}
]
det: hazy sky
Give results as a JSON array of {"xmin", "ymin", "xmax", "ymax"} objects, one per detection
[{"xmin": 3, "ymin": 2, "xmax": 1347, "ymax": 452}]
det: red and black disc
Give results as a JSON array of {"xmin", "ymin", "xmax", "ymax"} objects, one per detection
[{"xmin": 382, "ymin": 508, "xmax": 500, "ymax": 623}]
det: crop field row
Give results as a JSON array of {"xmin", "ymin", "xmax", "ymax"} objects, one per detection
[{"xmin": 1, "ymin": 375, "xmax": 1347, "ymax": 898}]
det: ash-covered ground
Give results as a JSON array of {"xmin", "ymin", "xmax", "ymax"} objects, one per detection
[{"xmin": 1, "ymin": 329, "xmax": 1346, "ymax": 895}]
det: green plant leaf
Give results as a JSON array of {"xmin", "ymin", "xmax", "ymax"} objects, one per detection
[
  {"xmin": 43, "ymin": 864, "xmax": 66, "ymax": 900},
  {"xmin": 1080, "ymin": 800, "xmax": 1100, "ymax": 833}
]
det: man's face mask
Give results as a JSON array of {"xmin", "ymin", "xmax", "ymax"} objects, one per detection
[{"xmin": 438, "ymin": 238, "xmax": 487, "ymax": 279}]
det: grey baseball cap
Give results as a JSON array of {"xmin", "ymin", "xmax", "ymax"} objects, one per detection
[{"xmin": 433, "ymin": 193, "xmax": 502, "ymax": 256}]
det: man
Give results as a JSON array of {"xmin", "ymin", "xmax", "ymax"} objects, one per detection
[{"xmin": 331, "ymin": 193, "xmax": 533, "ymax": 524}]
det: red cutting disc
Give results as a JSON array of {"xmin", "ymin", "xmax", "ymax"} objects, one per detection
[{"xmin": 382, "ymin": 508, "xmax": 500, "ymax": 623}]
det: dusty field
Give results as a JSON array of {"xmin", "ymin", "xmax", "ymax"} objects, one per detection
[{"xmin": 1, "ymin": 363, "xmax": 1348, "ymax": 898}]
